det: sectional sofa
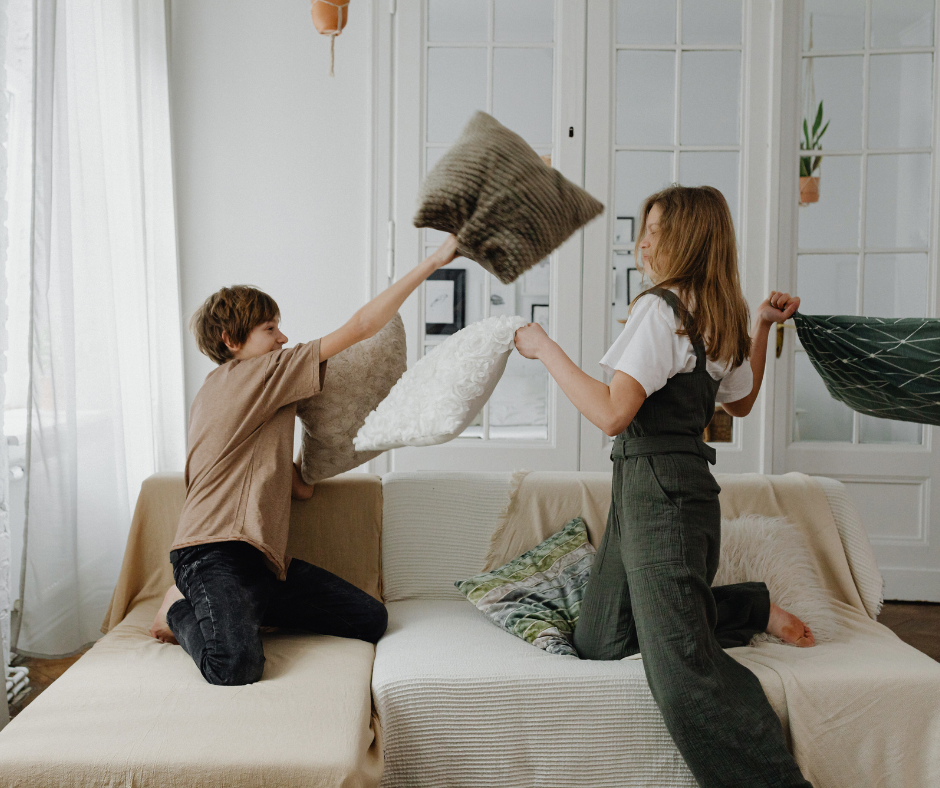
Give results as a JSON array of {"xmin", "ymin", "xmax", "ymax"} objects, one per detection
[{"xmin": 0, "ymin": 470, "xmax": 936, "ymax": 788}]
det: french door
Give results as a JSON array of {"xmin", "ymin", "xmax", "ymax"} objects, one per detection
[
  {"xmin": 580, "ymin": 0, "xmax": 778, "ymax": 475},
  {"xmin": 382, "ymin": 0, "xmax": 587, "ymax": 472},
  {"xmin": 376, "ymin": 0, "xmax": 940, "ymax": 600},
  {"xmin": 773, "ymin": 0, "xmax": 940, "ymax": 601}
]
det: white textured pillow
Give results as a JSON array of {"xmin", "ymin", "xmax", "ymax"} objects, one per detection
[
  {"xmin": 354, "ymin": 315, "xmax": 528, "ymax": 451},
  {"xmin": 715, "ymin": 514, "xmax": 841, "ymax": 644}
]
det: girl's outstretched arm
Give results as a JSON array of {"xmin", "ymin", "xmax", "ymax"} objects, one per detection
[
  {"xmin": 722, "ymin": 291, "xmax": 800, "ymax": 418},
  {"xmin": 319, "ymin": 235, "xmax": 459, "ymax": 361},
  {"xmin": 514, "ymin": 323, "xmax": 647, "ymax": 437}
]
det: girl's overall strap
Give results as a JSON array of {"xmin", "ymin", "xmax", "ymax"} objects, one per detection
[{"xmin": 644, "ymin": 287, "xmax": 707, "ymax": 372}]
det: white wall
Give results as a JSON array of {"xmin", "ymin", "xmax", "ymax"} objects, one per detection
[{"xmin": 169, "ymin": 0, "xmax": 374, "ymax": 413}]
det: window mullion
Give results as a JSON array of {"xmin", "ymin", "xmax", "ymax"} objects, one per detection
[{"xmin": 674, "ymin": 0, "xmax": 682, "ymax": 180}]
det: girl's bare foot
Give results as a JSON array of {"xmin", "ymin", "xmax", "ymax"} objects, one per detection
[
  {"xmin": 766, "ymin": 603, "xmax": 815, "ymax": 647},
  {"xmin": 150, "ymin": 585, "xmax": 185, "ymax": 644},
  {"xmin": 292, "ymin": 462, "xmax": 314, "ymax": 500}
]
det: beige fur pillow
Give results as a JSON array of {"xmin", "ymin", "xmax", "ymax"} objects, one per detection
[
  {"xmin": 715, "ymin": 515, "xmax": 840, "ymax": 644},
  {"xmin": 297, "ymin": 314, "xmax": 406, "ymax": 484},
  {"xmin": 414, "ymin": 112, "xmax": 604, "ymax": 284}
]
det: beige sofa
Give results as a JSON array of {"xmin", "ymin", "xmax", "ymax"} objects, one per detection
[
  {"xmin": 0, "ymin": 470, "xmax": 938, "ymax": 788},
  {"xmin": 0, "ymin": 472, "xmax": 386, "ymax": 788}
]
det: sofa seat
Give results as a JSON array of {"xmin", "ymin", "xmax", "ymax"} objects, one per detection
[
  {"xmin": 375, "ymin": 471, "xmax": 940, "ymax": 788},
  {"xmin": 373, "ymin": 599, "xmax": 699, "ymax": 788},
  {"xmin": 0, "ymin": 472, "xmax": 386, "ymax": 788},
  {"xmin": 0, "ymin": 600, "xmax": 382, "ymax": 788}
]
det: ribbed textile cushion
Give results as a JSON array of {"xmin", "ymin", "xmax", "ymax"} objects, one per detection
[
  {"xmin": 373, "ymin": 600, "xmax": 700, "ymax": 788},
  {"xmin": 380, "ymin": 472, "xmax": 514, "ymax": 602},
  {"xmin": 414, "ymin": 112, "xmax": 604, "ymax": 284},
  {"xmin": 297, "ymin": 314, "xmax": 406, "ymax": 483},
  {"xmin": 454, "ymin": 518, "xmax": 595, "ymax": 656}
]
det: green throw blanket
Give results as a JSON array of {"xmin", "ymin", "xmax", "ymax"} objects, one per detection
[{"xmin": 794, "ymin": 312, "xmax": 940, "ymax": 427}]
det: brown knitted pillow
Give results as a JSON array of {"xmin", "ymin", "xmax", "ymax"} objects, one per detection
[
  {"xmin": 414, "ymin": 112, "xmax": 604, "ymax": 285},
  {"xmin": 297, "ymin": 314, "xmax": 407, "ymax": 484}
]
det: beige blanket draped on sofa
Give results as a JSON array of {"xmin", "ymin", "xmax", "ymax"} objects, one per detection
[{"xmin": 486, "ymin": 471, "xmax": 940, "ymax": 788}]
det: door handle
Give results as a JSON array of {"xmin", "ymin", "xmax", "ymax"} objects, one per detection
[{"xmin": 776, "ymin": 323, "xmax": 796, "ymax": 359}]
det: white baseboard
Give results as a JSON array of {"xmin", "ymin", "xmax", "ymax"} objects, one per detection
[{"xmin": 881, "ymin": 568, "xmax": 940, "ymax": 603}]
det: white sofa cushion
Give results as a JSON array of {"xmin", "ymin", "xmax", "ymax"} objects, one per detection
[
  {"xmin": 373, "ymin": 599, "xmax": 702, "ymax": 788},
  {"xmin": 381, "ymin": 472, "xmax": 514, "ymax": 602}
]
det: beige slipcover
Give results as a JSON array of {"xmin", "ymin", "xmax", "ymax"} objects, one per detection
[
  {"xmin": 0, "ymin": 472, "xmax": 385, "ymax": 788},
  {"xmin": 486, "ymin": 471, "xmax": 940, "ymax": 788}
]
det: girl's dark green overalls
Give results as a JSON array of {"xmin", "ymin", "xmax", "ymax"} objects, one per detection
[{"xmin": 574, "ymin": 289, "xmax": 812, "ymax": 788}]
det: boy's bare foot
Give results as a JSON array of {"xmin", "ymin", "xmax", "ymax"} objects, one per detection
[
  {"xmin": 150, "ymin": 585, "xmax": 185, "ymax": 644},
  {"xmin": 766, "ymin": 603, "xmax": 815, "ymax": 647},
  {"xmin": 292, "ymin": 462, "xmax": 314, "ymax": 500}
]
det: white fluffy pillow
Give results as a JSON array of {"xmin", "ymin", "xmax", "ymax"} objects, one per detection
[
  {"xmin": 354, "ymin": 315, "xmax": 528, "ymax": 451},
  {"xmin": 715, "ymin": 514, "xmax": 840, "ymax": 644}
]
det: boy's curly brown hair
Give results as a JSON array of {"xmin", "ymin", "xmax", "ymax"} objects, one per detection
[{"xmin": 190, "ymin": 285, "xmax": 281, "ymax": 365}]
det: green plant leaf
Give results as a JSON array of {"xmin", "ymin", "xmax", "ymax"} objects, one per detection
[
  {"xmin": 800, "ymin": 157, "xmax": 811, "ymax": 176},
  {"xmin": 813, "ymin": 155, "xmax": 822, "ymax": 173},
  {"xmin": 816, "ymin": 119, "xmax": 830, "ymax": 144},
  {"xmin": 812, "ymin": 100, "xmax": 824, "ymax": 135},
  {"xmin": 803, "ymin": 119, "xmax": 811, "ymax": 147}
]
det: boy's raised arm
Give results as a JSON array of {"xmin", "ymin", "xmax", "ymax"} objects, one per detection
[{"xmin": 319, "ymin": 235, "xmax": 459, "ymax": 361}]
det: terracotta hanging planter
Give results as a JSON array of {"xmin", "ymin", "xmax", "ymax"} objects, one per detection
[
  {"xmin": 799, "ymin": 175, "xmax": 820, "ymax": 205},
  {"xmin": 311, "ymin": 0, "xmax": 350, "ymax": 77}
]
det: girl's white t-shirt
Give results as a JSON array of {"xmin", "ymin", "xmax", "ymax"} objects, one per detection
[{"xmin": 600, "ymin": 292, "xmax": 753, "ymax": 404}]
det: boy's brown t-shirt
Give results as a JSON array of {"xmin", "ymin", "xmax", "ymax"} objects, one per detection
[{"xmin": 171, "ymin": 340, "xmax": 326, "ymax": 580}]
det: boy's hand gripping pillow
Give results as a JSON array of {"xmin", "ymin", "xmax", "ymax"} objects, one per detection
[
  {"xmin": 414, "ymin": 111, "xmax": 604, "ymax": 285},
  {"xmin": 297, "ymin": 314, "xmax": 407, "ymax": 483},
  {"xmin": 354, "ymin": 315, "xmax": 527, "ymax": 451}
]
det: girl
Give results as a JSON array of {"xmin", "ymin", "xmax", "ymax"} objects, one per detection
[{"xmin": 514, "ymin": 186, "xmax": 813, "ymax": 788}]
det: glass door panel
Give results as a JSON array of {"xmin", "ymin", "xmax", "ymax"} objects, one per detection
[
  {"xmin": 679, "ymin": 51, "xmax": 742, "ymax": 145},
  {"xmin": 793, "ymin": 0, "xmax": 935, "ymax": 446},
  {"xmin": 610, "ymin": 0, "xmax": 744, "ymax": 444},
  {"xmin": 422, "ymin": 0, "xmax": 557, "ymax": 442}
]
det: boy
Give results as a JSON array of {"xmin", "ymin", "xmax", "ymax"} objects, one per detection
[{"xmin": 150, "ymin": 236, "xmax": 459, "ymax": 685}]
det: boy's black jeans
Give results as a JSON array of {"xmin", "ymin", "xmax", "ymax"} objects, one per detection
[{"xmin": 167, "ymin": 541, "xmax": 388, "ymax": 686}]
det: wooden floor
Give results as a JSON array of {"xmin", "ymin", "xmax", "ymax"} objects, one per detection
[
  {"xmin": 873, "ymin": 601, "xmax": 940, "ymax": 661},
  {"xmin": 7, "ymin": 601, "xmax": 940, "ymax": 719}
]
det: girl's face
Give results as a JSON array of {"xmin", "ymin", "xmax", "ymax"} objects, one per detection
[{"xmin": 639, "ymin": 202, "xmax": 663, "ymax": 282}]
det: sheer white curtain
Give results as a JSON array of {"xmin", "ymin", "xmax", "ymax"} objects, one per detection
[{"xmin": 11, "ymin": 0, "xmax": 185, "ymax": 656}]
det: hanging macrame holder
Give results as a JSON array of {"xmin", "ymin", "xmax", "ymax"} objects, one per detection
[{"xmin": 311, "ymin": 0, "xmax": 350, "ymax": 77}]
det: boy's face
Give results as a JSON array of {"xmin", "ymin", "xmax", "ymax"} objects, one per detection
[{"xmin": 224, "ymin": 319, "xmax": 288, "ymax": 361}]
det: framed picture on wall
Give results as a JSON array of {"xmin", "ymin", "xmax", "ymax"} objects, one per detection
[
  {"xmin": 425, "ymin": 269, "xmax": 465, "ymax": 335},
  {"xmin": 626, "ymin": 268, "xmax": 648, "ymax": 302},
  {"xmin": 614, "ymin": 216, "xmax": 635, "ymax": 245},
  {"xmin": 531, "ymin": 303, "xmax": 549, "ymax": 333}
]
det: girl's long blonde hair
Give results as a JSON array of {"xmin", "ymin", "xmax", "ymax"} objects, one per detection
[{"xmin": 633, "ymin": 185, "xmax": 751, "ymax": 368}]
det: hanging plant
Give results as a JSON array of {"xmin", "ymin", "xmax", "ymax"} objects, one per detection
[
  {"xmin": 311, "ymin": 0, "xmax": 350, "ymax": 77},
  {"xmin": 799, "ymin": 102, "xmax": 829, "ymax": 205}
]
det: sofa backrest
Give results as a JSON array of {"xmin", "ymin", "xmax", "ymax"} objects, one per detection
[
  {"xmin": 103, "ymin": 472, "xmax": 385, "ymax": 631},
  {"xmin": 380, "ymin": 470, "xmax": 884, "ymax": 618},
  {"xmin": 381, "ymin": 472, "xmax": 514, "ymax": 602}
]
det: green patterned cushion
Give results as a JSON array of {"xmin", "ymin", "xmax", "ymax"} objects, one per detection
[
  {"xmin": 454, "ymin": 518, "xmax": 595, "ymax": 656},
  {"xmin": 414, "ymin": 112, "xmax": 604, "ymax": 285}
]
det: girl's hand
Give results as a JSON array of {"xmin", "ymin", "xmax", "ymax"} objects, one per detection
[
  {"xmin": 757, "ymin": 291, "xmax": 800, "ymax": 325},
  {"xmin": 425, "ymin": 234, "xmax": 460, "ymax": 270},
  {"xmin": 514, "ymin": 323, "xmax": 550, "ymax": 359}
]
